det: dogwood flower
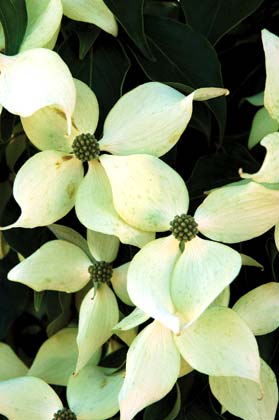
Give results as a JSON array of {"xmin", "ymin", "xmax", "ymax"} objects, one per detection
[
  {"xmin": 193, "ymin": 132, "xmax": 279, "ymax": 247},
  {"xmin": 116, "ymin": 305, "xmax": 262, "ymax": 420},
  {"xmin": 115, "ymin": 281, "xmax": 279, "ymax": 420},
  {"xmin": 103, "ymin": 154, "xmax": 242, "ymax": 333},
  {"xmin": 0, "ymin": 328, "xmax": 124, "ymax": 420},
  {"xmin": 247, "ymin": 29, "xmax": 279, "ymax": 149},
  {"xmin": 1, "ymin": 77, "xmax": 227, "ymax": 247},
  {"xmin": 7, "ymin": 227, "xmax": 133, "ymax": 373}
]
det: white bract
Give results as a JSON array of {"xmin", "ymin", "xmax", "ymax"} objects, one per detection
[
  {"xmin": 121, "ymin": 161, "xmax": 242, "ymax": 333},
  {"xmin": 118, "ymin": 306, "xmax": 261, "ymax": 420},
  {"xmin": 0, "ymin": 328, "xmax": 124, "ymax": 420},
  {"xmin": 8, "ymin": 228, "xmax": 130, "ymax": 373},
  {"xmin": 2, "ymin": 79, "xmax": 227, "ymax": 248},
  {"xmin": 194, "ymin": 132, "xmax": 279, "ymax": 246},
  {"xmin": 247, "ymin": 29, "xmax": 279, "ymax": 149}
]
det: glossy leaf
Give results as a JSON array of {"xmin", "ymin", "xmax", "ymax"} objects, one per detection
[
  {"xmin": 0, "ymin": 0, "xmax": 27, "ymax": 54},
  {"xmin": 181, "ymin": 0, "xmax": 264, "ymax": 45},
  {"xmin": 104, "ymin": 0, "xmax": 153, "ymax": 59},
  {"xmin": 133, "ymin": 15, "xmax": 226, "ymax": 137}
]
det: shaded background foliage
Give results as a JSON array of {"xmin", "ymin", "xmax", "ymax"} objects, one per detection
[{"xmin": 0, "ymin": 0, "xmax": 279, "ymax": 418}]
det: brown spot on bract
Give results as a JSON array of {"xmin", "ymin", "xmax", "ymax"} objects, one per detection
[
  {"xmin": 62, "ymin": 155, "xmax": 73, "ymax": 161},
  {"xmin": 67, "ymin": 182, "xmax": 76, "ymax": 200},
  {"xmin": 55, "ymin": 161, "xmax": 61, "ymax": 168},
  {"xmin": 100, "ymin": 378, "xmax": 107, "ymax": 388}
]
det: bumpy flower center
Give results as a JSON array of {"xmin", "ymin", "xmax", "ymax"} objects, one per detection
[
  {"xmin": 52, "ymin": 408, "xmax": 77, "ymax": 420},
  {"xmin": 72, "ymin": 133, "xmax": 100, "ymax": 161},
  {"xmin": 170, "ymin": 214, "xmax": 198, "ymax": 242},
  {"xmin": 88, "ymin": 261, "xmax": 113, "ymax": 287}
]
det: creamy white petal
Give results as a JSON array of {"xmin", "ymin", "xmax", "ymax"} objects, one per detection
[
  {"xmin": 101, "ymin": 154, "xmax": 189, "ymax": 232},
  {"xmin": 209, "ymin": 287, "xmax": 230, "ymax": 308},
  {"xmin": 0, "ymin": 377, "xmax": 62, "ymax": 420},
  {"xmin": 76, "ymin": 284, "xmax": 119, "ymax": 373},
  {"xmin": 100, "ymin": 84, "xmax": 227, "ymax": 157},
  {"xmin": 8, "ymin": 240, "xmax": 91, "ymax": 292},
  {"xmin": 248, "ymin": 107, "xmax": 278, "ymax": 149},
  {"xmin": 128, "ymin": 235, "xmax": 180, "ymax": 333},
  {"xmin": 119, "ymin": 321, "xmax": 180, "ymax": 420},
  {"xmin": 242, "ymin": 132, "xmax": 279, "ymax": 183},
  {"xmin": 0, "ymin": 343, "xmax": 28, "ymax": 381},
  {"xmin": 210, "ymin": 359, "xmax": 278, "ymax": 420},
  {"xmin": 0, "ymin": 151, "xmax": 83, "ymax": 229},
  {"xmin": 240, "ymin": 253, "xmax": 264, "ymax": 269},
  {"xmin": 0, "ymin": 49, "xmax": 75, "ymax": 133},
  {"xmin": 262, "ymin": 29, "xmax": 279, "ymax": 122},
  {"xmin": 111, "ymin": 262, "xmax": 133, "ymax": 306},
  {"xmin": 68, "ymin": 365, "xmax": 124, "ymax": 420},
  {"xmin": 195, "ymin": 181, "xmax": 279, "ymax": 243},
  {"xmin": 233, "ymin": 283, "xmax": 279, "ymax": 335},
  {"xmin": 87, "ymin": 229, "xmax": 119, "ymax": 263},
  {"xmin": 28, "ymin": 328, "xmax": 78, "ymax": 385},
  {"xmin": 175, "ymin": 307, "xmax": 260, "ymax": 381},
  {"xmin": 62, "ymin": 0, "xmax": 118, "ymax": 36},
  {"xmin": 112, "ymin": 308, "xmax": 149, "ymax": 331},
  {"xmin": 171, "ymin": 237, "xmax": 241, "ymax": 326},
  {"xmin": 75, "ymin": 160, "xmax": 154, "ymax": 247},
  {"xmin": 21, "ymin": 78, "xmax": 99, "ymax": 152},
  {"xmin": 20, "ymin": 0, "xmax": 63, "ymax": 51},
  {"xmin": 49, "ymin": 223, "xmax": 91, "ymax": 258}
]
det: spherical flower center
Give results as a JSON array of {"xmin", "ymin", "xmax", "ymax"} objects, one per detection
[
  {"xmin": 52, "ymin": 408, "xmax": 77, "ymax": 420},
  {"xmin": 88, "ymin": 261, "xmax": 113, "ymax": 287},
  {"xmin": 72, "ymin": 133, "xmax": 100, "ymax": 161},
  {"xmin": 170, "ymin": 214, "xmax": 198, "ymax": 242}
]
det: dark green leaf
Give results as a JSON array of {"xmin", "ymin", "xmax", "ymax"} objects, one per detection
[
  {"xmin": 132, "ymin": 16, "xmax": 226, "ymax": 137},
  {"xmin": 144, "ymin": 0, "xmax": 181, "ymax": 20},
  {"xmin": 181, "ymin": 0, "xmax": 265, "ymax": 45},
  {"xmin": 99, "ymin": 347, "xmax": 127, "ymax": 368},
  {"xmin": 0, "ymin": 252, "xmax": 29, "ymax": 339},
  {"xmin": 187, "ymin": 142, "xmax": 260, "ymax": 199},
  {"xmin": 91, "ymin": 37, "xmax": 131, "ymax": 133},
  {"xmin": 104, "ymin": 0, "xmax": 154, "ymax": 60},
  {"xmin": 0, "ymin": 0, "xmax": 27, "ymax": 54},
  {"xmin": 70, "ymin": 22, "xmax": 100, "ymax": 60},
  {"xmin": 59, "ymin": 34, "xmax": 130, "ymax": 134}
]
